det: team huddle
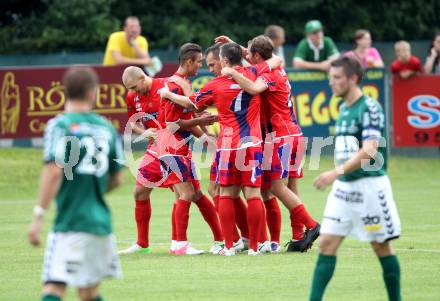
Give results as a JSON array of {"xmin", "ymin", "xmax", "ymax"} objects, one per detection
[
  {"xmin": 120, "ymin": 35, "xmax": 320, "ymax": 256},
  {"xmin": 28, "ymin": 34, "xmax": 402, "ymax": 300}
]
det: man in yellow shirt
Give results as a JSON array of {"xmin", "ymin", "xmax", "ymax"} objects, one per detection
[{"xmin": 103, "ymin": 16, "xmax": 152, "ymax": 67}]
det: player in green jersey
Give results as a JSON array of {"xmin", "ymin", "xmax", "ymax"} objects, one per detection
[
  {"xmin": 309, "ymin": 57, "xmax": 401, "ymax": 301},
  {"xmin": 28, "ymin": 67, "xmax": 124, "ymax": 301}
]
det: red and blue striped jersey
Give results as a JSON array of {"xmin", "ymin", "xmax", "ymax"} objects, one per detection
[
  {"xmin": 189, "ymin": 64, "xmax": 269, "ymax": 150},
  {"xmin": 161, "ymin": 73, "xmax": 193, "ymax": 156},
  {"xmin": 259, "ymin": 67, "xmax": 302, "ymax": 140}
]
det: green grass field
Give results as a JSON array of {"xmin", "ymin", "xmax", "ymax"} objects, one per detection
[{"xmin": 0, "ymin": 148, "xmax": 439, "ymax": 301}]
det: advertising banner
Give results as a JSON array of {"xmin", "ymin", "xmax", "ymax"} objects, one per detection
[
  {"xmin": 1, "ymin": 66, "xmax": 386, "ymax": 140},
  {"xmin": 392, "ymin": 76, "xmax": 440, "ymax": 147},
  {"xmin": 191, "ymin": 69, "xmax": 386, "ymax": 137},
  {"xmin": 0, "ymin": 64, "xmax": 178, "ymax": 138}
]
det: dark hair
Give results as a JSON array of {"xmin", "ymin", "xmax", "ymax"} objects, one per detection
[
  {"xmin": 63, "ymin": 66, "xmax": 98, "ymax": 100},
  {"xmin": 427, "ymin": 32, "xmax": 440, "ymax": 73},
  {"xmin": 205, "ymin": 44, "xmax": 220, "ymax": 59},
  {"xmin": 331, "ymin": 56, "xmax": 364, "ymax": 83},
  {"xmin": 354, "ymin": 29, "xmax": 369, "ymax": 42},
  {"xmin": 178, "ymin": 43, "xmax": 202, "ymax": 65},
  {"xmin": 219, "ymin": 43, "xmax": 242, "ymax": 65},
  {"xmin": 249, "ymin": 35, "xmax": 274, "ymax": 60}
]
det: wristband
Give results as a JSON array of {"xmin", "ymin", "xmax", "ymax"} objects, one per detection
[
  {"xmin": 199, "ymin": 133, "xmax": 208, "ymax": 140},
  {"xmin": 33, "ymin": 205, "xmax": 46, "ymax": 217}
]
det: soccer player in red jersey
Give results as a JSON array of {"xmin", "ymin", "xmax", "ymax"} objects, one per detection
[
  {"xmin": 222, "ymin": 35, "xmax": 320, "ymax": 252},
  {"xmin": 159, "ymin": 43, "xmax": 224, "ymax": 255},
  {"xmin": 118, "ymin": 66, "xmax": 167, "ymax": 254},
  {"xmin": 119, "ymin": 66, "xmax": 216, "ymax": 255},
  {"xmin": 160, "ymin": 42, "xmax": 283, "ymax": 255},
  {"xmin": 204, "ymin": 44, "xmax": 250, "ymax": 252}
]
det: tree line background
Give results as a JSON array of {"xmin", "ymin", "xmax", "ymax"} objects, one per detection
[{"xmin": 1, "ymin": 0, "xmax": 439, "ymax": 54}]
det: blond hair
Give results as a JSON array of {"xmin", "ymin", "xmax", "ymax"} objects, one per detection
[
  {"xmin": 122, "ymin": 66, "xmax": 145, "ymax": 88},
  {"xmin": 394, "ymin": 40, "xmax": 410, "ymax": 51}
]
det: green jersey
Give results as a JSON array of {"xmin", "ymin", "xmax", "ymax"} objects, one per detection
[
  {"xmin": 334, "ymin": 95, "xmax": 387, "ymax": 182},
  {"xmin": 43, "ymin": 112, "xmax": 124, "ymax": 235},
  {"xmin": 294, "ymin": 37, "xmax": 339, "ymax": 62}
]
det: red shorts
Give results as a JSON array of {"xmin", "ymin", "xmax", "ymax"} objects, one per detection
[
  {"xmin": 216, "ymin": 145, "xmax": 263, "ymax": 187},
  {"xmin": 167, "ymin": 179, "xmax": 201, "ymax": 192},
  {"xmin": 159, "ymin": 155, "xmax": 199, "ymax": 187},
  {"xmin": 288, "ymin": 135, "xmax": 304, "ymax": 179},
  {"xmin": 136, "ymin": 150, "xmax": 168, "ymax": 188},
  {"xmin": 261, "ymin": 135, "xmax": 304, "ymax": 189},
  {"xmin": 209, "ymin": 161, "xmax": 217, "ymax": 182}
]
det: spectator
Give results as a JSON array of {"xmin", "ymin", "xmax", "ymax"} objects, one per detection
[
  {"xmin": 390, "ymin": 41, "xmax": 422, "ymax": 79},
  {"xmin": 344, "ymin": 29, "xmax": 384, "ymax": 68},
  {"xmin": 103, "ymin": 16, "xmax": 156, "ymax": 70},
  {"xmin": 293, "ymin": 20, "xmax": 339, "ymax": 71},
  {"xmin": 265, "ymin": 25, "xmax": 286, "ymax": 67},
  {"xmin": 424, "ymin": 32, "xmax": 440, "ymax": 74}
]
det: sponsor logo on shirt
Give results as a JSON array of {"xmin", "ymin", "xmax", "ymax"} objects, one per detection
[{"xmin": 334, "ymin": 188, "xmax": 363, "ymax": 203}]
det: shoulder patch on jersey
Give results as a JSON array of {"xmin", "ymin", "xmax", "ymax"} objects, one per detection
[
  {"xmin": 195, "ymin": 89, "xmax": 213, "ymax": 101},
  {"xmin": 249, "ymin": 66, "xmax": 257, "ymax": 75}
]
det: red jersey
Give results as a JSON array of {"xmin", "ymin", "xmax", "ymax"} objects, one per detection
[
  {"xmin": 161, "ymin": 72, "xmax": 193, "ymax": 156},
  {"xmin": 390, "ymin": 56, "xmax": 422, "ymax": 75},
  {"xmin": 259, "ymin": 67, "xmax": 302, "ymax": 140},
  {"xmin": 125, "ymin": 77, "xmax": 167, "ymax": 130},
  {"xmin": 189, "ymin": 64, "xmax": 268, "ymax": 150}
]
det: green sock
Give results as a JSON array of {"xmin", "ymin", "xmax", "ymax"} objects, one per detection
[
  {"xmin": 309, "ymin": 254, "xmax": 337, "ymax": 301},
  {"xmin": 41, "ymin": 295, "xmax": 61, "ymax": 301},
  {"xmin": 379, "ymin": 255, "xmax": 401, "ymax": 301},
  {"xmin": 93, "ymin": 296, "xmax": 104, "ymax": 301}
]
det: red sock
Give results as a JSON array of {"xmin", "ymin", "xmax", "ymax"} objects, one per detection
[
  {"xmin": 171, "ymin": 202, "xmax": 177, "ymax": 241},
  {"xmin": 290, "ymin": 207, "xmax": 304, "ymax": 240},
  {"xmin": 135, "ymin": 200, "xmax": 151, "ymax": 248},
  {"xmin": 175, "ymin": 199, "xmax": 191, "ymax": 241},
  {"xmin": 264, "ymin": 197, "xmax": 281, "ymax": 243},
  {"xmin": 195, "ymin": 194, "xmax": 223, "ymax": 241},
  {"xmin": 233, "ymin": 197, "xmax": 249, "ymax": 239},
  {"xmin": 293, "ymin": 204, "xmax": 317, "ymax": 229},
  {"xmin": 218, "ymin": 196, "xmax": 235, "ymax": 248},
  {"xmin": 246, "ymin": 197, "xmax": 264, "ymax": 252},
  {"xmin": 214, "ymin": 195, "xmax": 236, "ymax": 241},
  {"xmin": 232, "ymin": 225, "xmax": 241, "ymax": 243},
  {"xmin": 213, "ymin": 195, "xmax": 220, "ymax": 212},
  {"xmin": 259, "ymin": 201, "xmax": 268, "ymax": 243}
]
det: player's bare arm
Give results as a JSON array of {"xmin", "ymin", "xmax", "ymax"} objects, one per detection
[
  {"xmin": 215, "ymin": 35, "xmax": 248, "ymax": 57},
  {"xmin": 221, "ymin": 67, "xmax": 267, "ymax": 95},
  {"xmin": 159, "ymin": 84, "xmax": 194, "ymax": 109},
  {"xmin": 313, "ymin": 139, "xmax": 380, "ymax": 190},
  {"xmin": 194, "ymin": 111, "xmax": 215, "ymax": 135},
  {"xmin": 28, "ymin": 163, "xmax": 63, "ymax": 246},
  {"xmin": 266, "ymin": 54, "xmax": 283, "ymax": 70},
  {"xmin": 168, "ymin": 113, "xmax": 217, "ymax": 131},
  {"xmin": 131, "ymin": 123, "xmax": 157, "ymax": 141},
  {"xmin": 168, "ymin": 75, "xmax": 193, "ymax": 96}
]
